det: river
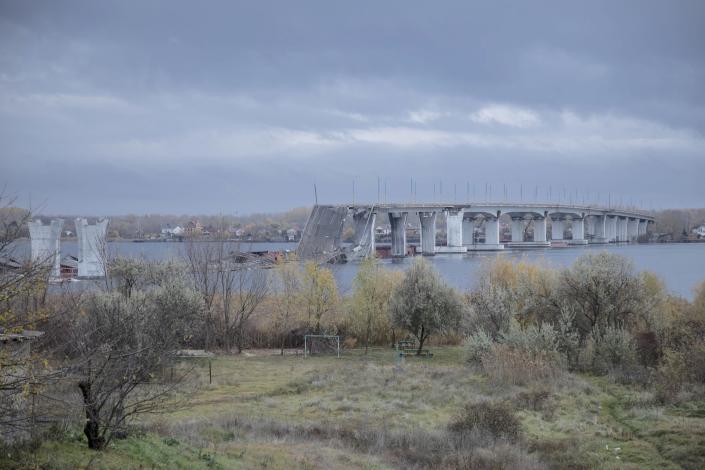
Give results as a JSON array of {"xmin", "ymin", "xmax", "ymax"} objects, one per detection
[{"xmin": 9, "ymin": 240, "xmax": 705, "ymax": 300}]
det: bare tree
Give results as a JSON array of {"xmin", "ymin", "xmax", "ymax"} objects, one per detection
[
  {"xmin": 57, "ymin": 283, "xmax": 200, "ymax": 450},
  {"xmin": 215, "ymin": 243, "xmax": 269, "ymax": 353},
  {"xmin": 271, "ymin": 258, "xmax": 302, "ymax": 355},
  {"xmin": 184, "ymin": 240, "xmax": 220, "ymax": 350},
  {"xmin": 557, "ymin": 252, "xmax": 644, "ymax": 337}
]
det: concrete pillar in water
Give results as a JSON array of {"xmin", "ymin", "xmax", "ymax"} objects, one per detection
[
  {"xmin": 593, "ymin": 215, "xmax": 606, "ymax": 239},
  {"xmin": 572, "ymin": 217, "xmax": 585, "ymax": 240},
  {"xmin": 419, "ymin": 211, "xmax": 437, "ymax": 255},
  {"xmin": 550, "ymin": 217, "xmax": 564, "ymax": 240},
  {"xmin": 584, "ymin": 216, "xmax": 594, "ymax": 237},
  {"xmin": 616, "ymin": 217, "xmax": 627, "ymax": 242},
  {"xmin": 627, "ymin": 218, "xmax": 639, "ymax": 241},
  {"xmin": 446, "ymin": 211, "xmax": 463, "ymax": 247},
  {"xmin": 605, "ymin": 215, "xmax": 617, "ymax": 242},
  {"xmin": 388, "ymin": 212, "xmax": 407, "ymax": 258},
  {"xmin": 484, "ymin": 215, "xmax": 500, "ymax": 246},
  {"xmin": 28, "ymin": 219, "xmax": 63, "ymax": 278},
  {"xmin": 638, "ymin": 219, "xmax": 648, "ymax": 237},
  {"xmin": 462, "ymin": 218, "xmax": 475, "ymax": 245},
  {"xmin": 352, "ymin": 209, "xmax": 376, "ymax": 256},
  {"xmin": 533, "ymin": 216, "xmax": 547, "ymax": 242},
  {"xmin": 75, "ymin": 218, "xmax": 109, "ymax": 278},
  {"xmin": 511, "ymin": 218, "xmax": 524, "ymax": 242}
]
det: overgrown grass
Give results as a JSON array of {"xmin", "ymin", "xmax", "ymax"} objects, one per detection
[{"xmin": 4, "ymin": 347, "xmax": 704, "ymax": 469}]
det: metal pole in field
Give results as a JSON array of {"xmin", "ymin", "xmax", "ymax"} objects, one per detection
[
  {"xmin": 337, "ymin": 336, "xmax": 340, "ymax": 358},
  {"xmin": 209, "ymin": 360, "xmax": 212, "ymax": 384}
]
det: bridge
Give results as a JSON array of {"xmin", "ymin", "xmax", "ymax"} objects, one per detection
[{"xmin": 297, "ymin": 203, "xmax": 655, "ymax": 260}]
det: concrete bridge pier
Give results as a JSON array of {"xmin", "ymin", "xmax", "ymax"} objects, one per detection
[
  {"xmin": 627, "ymin": 218, "xmax": 639, "ymax": 241},
  {"xmin": 419, "ymin": 211, "xmax": 437, "ymax": 256},
  {"xmin": 534, "ymin": 216, "xmax": 547, "ymax": 242},
  {"xmin": 570, "ymin": 217, "xmax": 587, "ymax": 244},
  {"xmin": 638, "ymin": 219, "xmax": 648, "ymax": 237},
  {"xmin": 484, "ymin": 214, "xmax": 502, "ymax": 248},
  {"xmin": 28, "ymin": 219, "xmax": 63, "ymax": 279},
  {"xmin": 616, "ymin": 217, "xmax": 627, "ymax": 242},
  {"xmin": 75, "ymin": 218, "xmax": 109, "ymax": 278},
  {"xmin": 446, "ymin": 211, "xmax": 463, "ymax": 247},
  {"xmin": 584, "ymin": 216, "xmax": 594, "ymax": 237},
  {"xmin": 550, "ymin": 217, "xmax": 565, "ymax": 241},
  {"xmin": 462, "ymin": 217, "xmax": 475, "ymax": 245},
  {"xmin": 388, "ymin": 212, "xmax": 408, "ymax": 257},
  {"xmin": 438, "ymin": 210, "xmax": 466, "ymax": 253},
  {"xmin": 605, "ymin": 216, "xmax": 617, "ymax": 242},
  {"xmin": 352, "ymin": 209, "xmax": 376, "ymax": 257},
  {"xmin": 593, "ymin": 215, "xmax": 606, "ymax": 241},
  {"xmin": 511, "ymin": 218, "xmax": 524, "ymax": 242}
]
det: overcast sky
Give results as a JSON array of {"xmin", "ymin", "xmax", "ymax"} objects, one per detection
[{"xmin": 1, "ymin": 1, "xmax": 704, "ymax": 215}]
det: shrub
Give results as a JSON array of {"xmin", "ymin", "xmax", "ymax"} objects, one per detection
[
  {"xmin": 500, "ymin": 321, "xmax": 559, "ymax": 356},
  {"xmin": 655, "ymin": 349, "xmax": 687, "ymax": 404},
  {"xmin": 464, "ymin": 330, "xmax": 494, "ymax": 364},
  {"xmin": 515, "ymin": 387, "xmax": 553, "ymax": 413},
  {"xmin": 593, "ymin": 326, "xmax": 637, "ymax": 374},
  {"xmin": 448, "ymin": 401, "xmax": 521, "ymax": 442}
]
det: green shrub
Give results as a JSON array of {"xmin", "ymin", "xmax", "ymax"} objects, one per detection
[
  {"xmin": 593, "ymin": 326, "xmax": 637, "ymax": 374},
  {"xmin": 500, "ymin": 321, "xmax": 559, "ymax": 355},
  {"xmin": 464, "ymin": 330, "xmax": 494, "ymax": 364}
]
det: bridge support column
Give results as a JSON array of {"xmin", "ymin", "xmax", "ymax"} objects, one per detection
[
  {"xmin": 419, "ymin": 211, "xmax": 437, "ymax": 256},
  {"xmin": 638, "ymin": 219, "xmax": 648, "ymax": 237},
  {"xmin": 585, "ymin": 216, "xmax": 594, "ymax": 237},
  {"xmin": 28, "ymin": 219, "xmax": 64, "ymax": 279},
  {"xmin": 550, "ymin": 217, "xmax": 564, "ymax": 241},
  {"xmin": 593, "ymin": 215, "xmax": 606, "ymax": 240},
  {"xmin": 534, "ymin": 217, "xmax": 547, "ymax": 242},
  {"xmin": 446, "ymin": 211, "xmax": 463, "ymax": 247},
  {"xmin": 606, "ymin": 216, "xmax": 617, "ymax": 242},
  {"xmin": 627, "ymin": 218, "xmax": 639, "ymax": 241},
  {"xmin": 352, "ymin": 210, "xmax": 376, "ymax": 257},
  {"xmin": 485, "ymin": 216, "xmax": 500, "ymax": 246},
  {"xmin": 388, "ymin": 212, "xmax": 407, "ymax": 257},
  {"xmin": 75, "ymin": 218, "xmax": 109, "ymax": 278},
  {"xmin": 616, "ymin": 217, "xmax": 627, "ymax": 242},
  {"xmin": 511, "ymin": 218, "xmax": 524, "ymax": 242},
  {"xmin": 462, "ymin": 218, "xmax": 475, "ymax": 245},
  {"xmin": 572, "ymin": 218, "xmax": 585, "ymax": 240}
]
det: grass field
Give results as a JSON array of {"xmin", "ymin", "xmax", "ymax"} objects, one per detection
[{"xmin": 6, "ymin": 347, "xmax": 705, "ymax": 469}]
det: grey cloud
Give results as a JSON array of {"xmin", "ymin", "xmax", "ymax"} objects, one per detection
[{"xmin": 0, "ymin": 0, "xmax": 704, "ymax": 214}]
